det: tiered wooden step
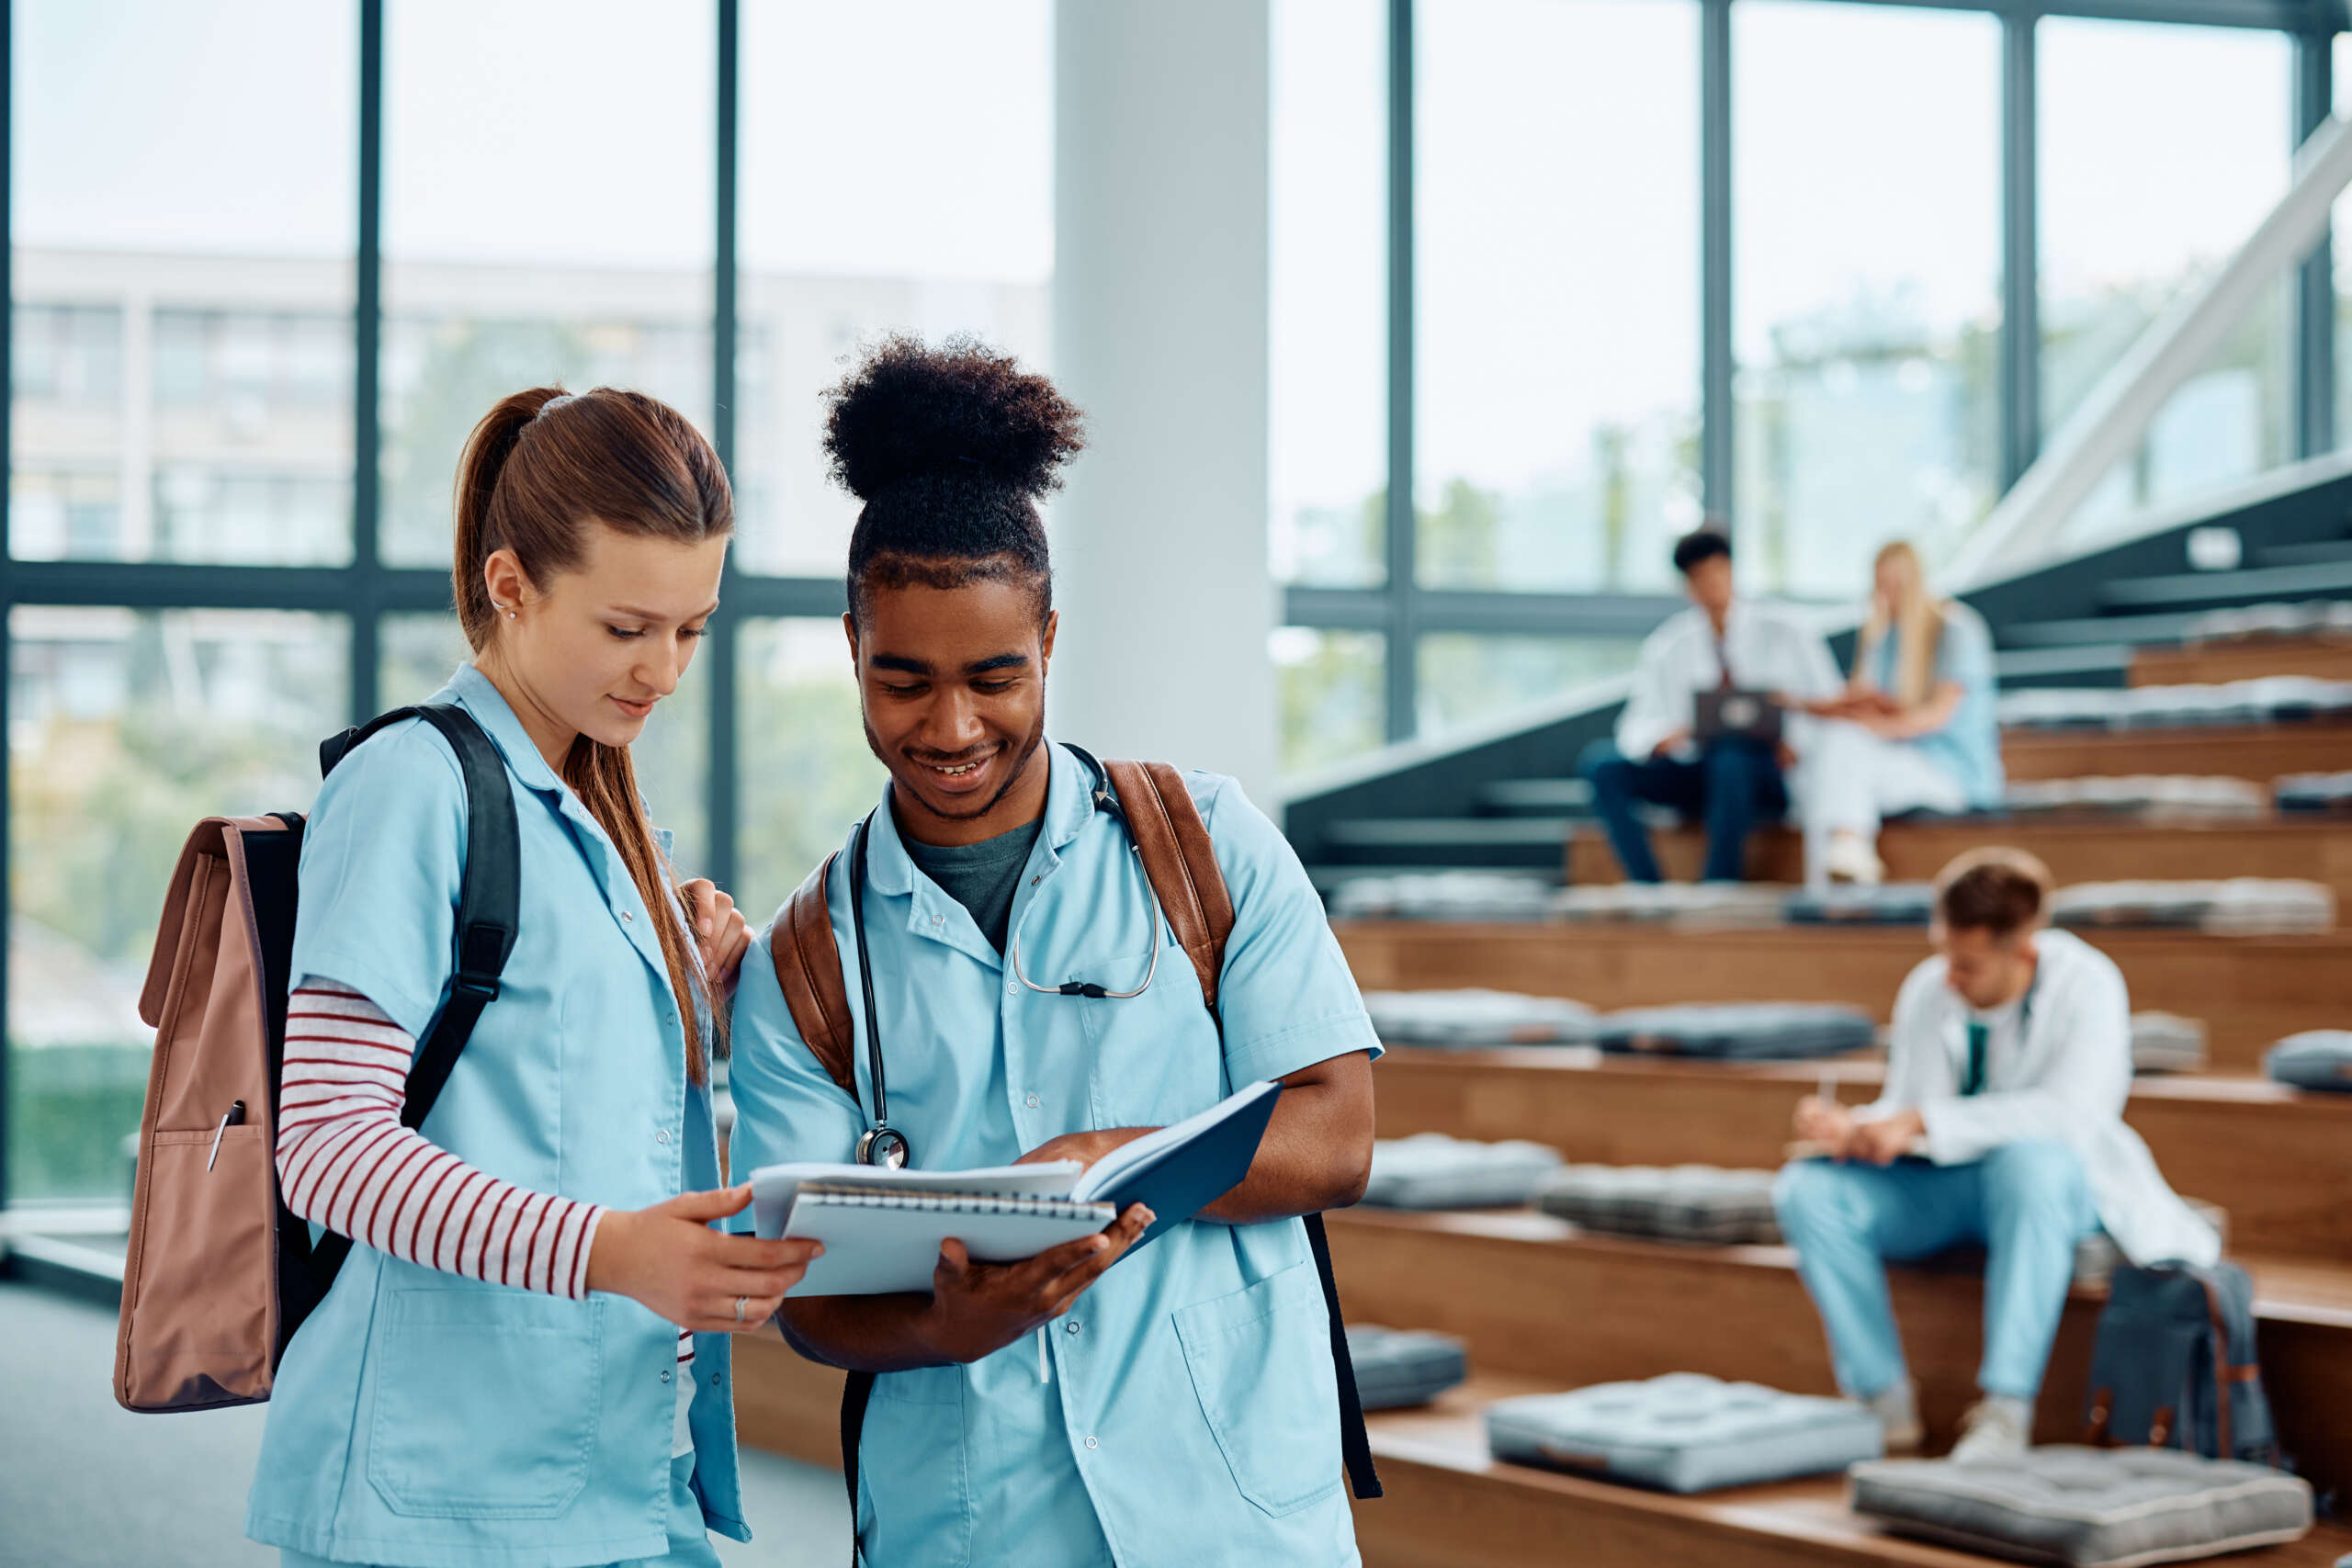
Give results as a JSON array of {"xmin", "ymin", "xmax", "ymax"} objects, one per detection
[
  {"xmin": 1324, "ymin": 1208, "xmax": 2352, "ymax": 1498},
  {"xmin": 729, "ymin": 1305, "xmax": 2352, "ymax": 1567},
  {"xmin": 2131, "ymin": 636, "xmax": 2352, "ymax": 687},
  {"xmin": 1333, "ymin": 922, "xmax": 2349, "ymax": 1074},
  {"xmin": 2002, "ymin": 721, "xmax": 2352, "ymax": 783},
  {"xmin": 1369, "ymin": 1048, "xmax": 2352, "ymax": 1263},
  {"xmin": 1356, "ymin": 1378, "xmax": 2352, "ymax": 1568},
  {"xmin": 1565, "ymin": 815, "xmax": 2352, "ymax": 902}
]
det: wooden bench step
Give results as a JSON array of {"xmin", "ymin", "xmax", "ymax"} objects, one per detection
[
  {"xmin": 1333, "ymin": 921, "xmax": 2350, "ymax": 1075},
  {"xmin": 1324, "ymin": 1209, "xmax": 2352, "ymax": 1499},
  {"xmin": 1357, "ymin": 1377, "xmax": 2352, "ymax": 1568},
  {"xmin": 2002, "ymin": 721, "xmax": 2352, "ymax": 783},
  {"xmin": 728, "ymin": 1341, "xmax": 2352, "ymax": 1568},
  {"xmin": 1565, "ymin": 815, "xmax": 2352, "ymax": 903},
  {"xmin": 1370, "ymin": 1047, "xmax": 2352, "ymax": 1263},
  {"xmin": 2132, "ymin": 637, "xmax": 2352, "ymax": 687}
]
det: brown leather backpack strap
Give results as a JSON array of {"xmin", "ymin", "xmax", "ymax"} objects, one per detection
[
  {"xmin": 769, "ymin": 852, "xmax": 857, "ymax": 1099},
  {"xmin": 1102, "ymin": 760, "xmax": 1235, "ymax": 1011}
]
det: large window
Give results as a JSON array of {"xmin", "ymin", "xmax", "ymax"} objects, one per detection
[
  {"xmin": 1416, "ymin": 0, "xmax": 1701, "ymax": 596},
  {"xmin": 1734, "ymin": 3, "xmax": 2002, "ymax": 600},
  {"xmin": 734, "ymin": 0, "xmax": 1055, "ymax": 579},
  {"xmin": 379, "ymin": 0, "xmax": 716, "ymax": 567},
  {"xmin": 8, "ymin": 609, "xmax": 347, "ymax": 1201},
  {"xmin": 1270, "ymin": 0, "xmax": 1388, "ymax": 592},
  {"xmin": 2039, "ymin": 19, "xmax": 2292, "ymax": 537},
  {"xmin": 12, "ymin": 0, "xmax": 356, "ymax": 567}
]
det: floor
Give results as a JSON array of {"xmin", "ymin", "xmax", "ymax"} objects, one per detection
[{"xmin": 0, "ymin": 1279, "xmax": 853, "ymax": 1567}]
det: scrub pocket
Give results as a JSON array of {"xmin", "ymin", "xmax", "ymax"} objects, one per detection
[
  {"xmin": 368, "ymin": 1288, "xmax": 603, "ymax": 1518},
  {"xmin": 857, "ymin": 1364, "xmax": 973, "ymax": 1568},
  {"xmin": 1173, "ymin": 1260, "xmax": 1346, "ymax": 1518}
]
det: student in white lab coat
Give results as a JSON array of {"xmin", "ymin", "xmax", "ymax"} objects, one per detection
[
  {"xmin": 1580, "ymin": 529, "xmax": 1841, "ymax": 882},
  {"xmin": 1772, "ymin": 849, "xmax": 2219, "ymax": 1463}
]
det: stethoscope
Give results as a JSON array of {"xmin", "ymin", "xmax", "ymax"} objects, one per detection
[{"xmin": 850, "ymin": 744, "xmax": 1162, "ymax": 1168}]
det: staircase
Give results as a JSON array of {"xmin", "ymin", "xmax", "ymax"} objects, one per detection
[{"xmin": 1284, "ymin": 460, "xmax": 2352, "ymax": 884}]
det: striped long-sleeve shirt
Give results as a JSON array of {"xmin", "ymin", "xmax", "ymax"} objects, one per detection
[{"xmin": 278, "ymin": 978, "xmax": 697, "ymax": 1452}]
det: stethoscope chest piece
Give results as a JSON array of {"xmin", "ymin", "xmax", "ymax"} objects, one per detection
[{"xmin": 856, "ymin": 1123, "xmax": 911, "ymax": 1170}]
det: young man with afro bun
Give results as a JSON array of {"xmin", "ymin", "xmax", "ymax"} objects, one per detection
[{"xmin": 728, "ymin": 335, "xmax": 1380, "ymax": 1568}]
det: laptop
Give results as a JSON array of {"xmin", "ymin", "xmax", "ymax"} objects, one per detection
[{"xmin": 1695, "ymin": 688, "xmax": 1783, "ymax": 745}]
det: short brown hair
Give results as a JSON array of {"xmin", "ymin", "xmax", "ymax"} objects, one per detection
[{"xmin": 1934, "ymin": 848, "xmax": 2052, "ymax": 940}]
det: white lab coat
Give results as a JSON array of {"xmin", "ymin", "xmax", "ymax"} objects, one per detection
[
  {"xmin": 1864, "ymin": 928, "xmax": 2222, "ymax": 1269},
  {"xmin": 1614, "ymin": 601, "xmax": 1844, "ymax": 762}
]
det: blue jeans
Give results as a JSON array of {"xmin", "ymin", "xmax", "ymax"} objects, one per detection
[
  {"xmin": 1772, "ymin": 1142, "xmax": 2098, "ymax": 1403},
  {"xmin": 280, "ymin": 1451, "xmax": 721, "ymax": 1568},
  {"xmin": 1579, "ymin": 736, "xmax": 1788, "ymax": 883}
]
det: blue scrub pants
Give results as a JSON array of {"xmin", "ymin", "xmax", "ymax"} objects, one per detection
[
  {"xmin": 279, "ymin": 1451, "xmax": 721, "ymax": 1568},
  {"xmin": 1579, "ymin": 737, "xmax": 1787, "ymax": 883},
  {"xmin": 1771, "ymin": 1142, "xmax": 2098, "ymax": 1403}
]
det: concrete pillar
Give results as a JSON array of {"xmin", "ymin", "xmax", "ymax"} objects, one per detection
[{"xmin": 1048, "ymin": 0, "xmax": 1278, "ymax": 810}]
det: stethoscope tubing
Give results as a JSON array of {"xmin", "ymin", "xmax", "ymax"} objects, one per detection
[{"xmin": 847, "ymin": 747, "xmax": 1160, "ymax": 1167}]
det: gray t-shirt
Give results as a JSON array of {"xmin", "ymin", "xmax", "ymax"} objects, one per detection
[{"xmin": 900, "ymin": 816, "xmax": 1046, "ymax": 954}]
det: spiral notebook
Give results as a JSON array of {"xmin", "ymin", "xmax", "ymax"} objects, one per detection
[
  {"xmin": 748, "ymin": 1078, "xmax": 1285, "ymax": 1298},
  {"xmin": 784, "ymin": 1185, "xmax": 1118, "ymax": 1297}
]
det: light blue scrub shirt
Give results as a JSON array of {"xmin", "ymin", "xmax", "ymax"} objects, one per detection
[
  {"xmin": 728, "ymin": 742, "xmax": 1383, "ymax": 1568},
  {"xmin": 1872, "ymin": 604, "xmax": 2004, "ymax": 808},
  {"xmin": 246, "ymin": 664, "xmax": 750, "ymax": 1568}
]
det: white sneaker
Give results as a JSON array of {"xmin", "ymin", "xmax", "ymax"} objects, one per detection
[
  {"xmin": 1949, "ymin": 1395, "xmax": 2032, "ymax": 1466},
  {"xmin": 1823, "ymin": 831, "xmax": 1884, "ymax": 886},
  {"xmin": 1864, "ymin": 1381, "xmax": 1924, "ymax": 1455}
]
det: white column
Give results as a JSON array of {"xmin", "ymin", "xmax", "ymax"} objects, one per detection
[{"xmin": 1048, "ymin": 0, "xmax": 1279, "ymax": 810}]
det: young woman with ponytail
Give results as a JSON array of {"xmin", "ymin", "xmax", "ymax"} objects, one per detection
[{"xmin": 246, "ymin": 387, "xmax": 820, "ymax": 1568}]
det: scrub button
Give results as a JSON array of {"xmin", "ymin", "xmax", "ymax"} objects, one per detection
[
  {"xmin": 1084, "ymin": 1436, "xmax": 1099, "ymax": 1450},
  {"xmin": 623, "ymin": 909, "xmax": 636, "ymax": 924},
  {"xmin": 1025, "ymin": 1094, "xmax": 1041, "ymax": 1109},
  {"xmin": 932, "ymin": 913, "xmax": 944, "ymax": 926},
  {"xmin": 656, "ymin": 1129, "xmax": 672, "ymax": 1145},
  {"xmin": 1065, "ymin": 1319, "xmax": 1080, "ymax": 1336},
  {"xmin": 711, "ymin": 1373, "xmax": 723, "ymax": 1388},
  {"xmin": 661, "ymin": 1371, "xmax": 673, "ymax": 1384},
  {"xmin": 1006, "ymin": 980, "xmax": 1017, "ymax": 996}
]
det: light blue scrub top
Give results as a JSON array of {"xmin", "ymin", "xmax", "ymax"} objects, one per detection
[
  {"xmin": 728, "ymin": 742, "xmax": 1384, "ymax": 1568},
  {"xmin": 246, "ymin": 664, "xmax": 750, "ymax": 1568},
  {"xmin": 1871, "ymin": 604, "xmax": 2005, "ymax": 809}
]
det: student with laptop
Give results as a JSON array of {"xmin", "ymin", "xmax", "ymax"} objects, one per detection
[
  {"xmin": 727, "ymin": 336, "xmax": 1381, "ymax": 1568},
  {"xmin": 1580, "ymin": 528, "xmax": 1842, "ymax": 882},
  {"xmin": 1773, "ymin": 850, "xmax": 2220, "ymax": 1463},
  {"xmin": 1792, "ymin": 540, "xmax": 2004, "ymax": 885}
]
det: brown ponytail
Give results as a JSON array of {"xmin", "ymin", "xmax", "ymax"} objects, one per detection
[{"xmin": 452, "ymin": 386, "xmax": 733, "ymax": 1081}]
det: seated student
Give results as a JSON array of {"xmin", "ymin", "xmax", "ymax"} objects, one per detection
[
  {"xmin": 1795, "ymin": 541, "xmax": 2003, "ymax": 885},
  {"xmin": 1773, "ymin": 849, "xmax": 2220, "ymax": 1463},
  {"xmin": 1581, "ymin": 528, "xmax": 1841, "ymax": 883},
  {"xmin": 728, "ymin": 337, "xmax": 1380, "ymax": 1568}
]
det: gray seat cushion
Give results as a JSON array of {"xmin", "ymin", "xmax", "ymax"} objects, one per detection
[
  {"xmin": 1486, "ymin": 1374, "xmax": 1881, "ymax": 1494},
  {"xmin": 2275, "ymin": 771, "xmax": 2352, "ymax": 813},
  {"xmin": 1850, "ymin": 1447, "xmax": 2312, "ymax": 1567},
  {"xmin": 1343, "ymin": 1325, "xmax": 1469, "ymax": 1410},
  {"xmin": 2265, "ymin": 1031, "xmax": 2352, "ymax": 1093},
  {"xmin": 2052, "ymin": 879, "xmax": 2334, "ymax": 936},
  {"xmin": 1362, "ymin": 987, "xmax": 1597, "ymax": 1048},
  {"xmin": 1360, "ymin": 1134, "xmax": 1565, "ymax": 1209},
  {"xmin": 2130, "ymin": 1012, "xmax": 2208, "ymax": 1076},
  {"xmin": 1536, "ymin": 1164, "xmax": 1781, "ymax": 1246},
  {"xmin": 1593, "ymin": 1002, "xmax": 1877, "ymax": 1060}
]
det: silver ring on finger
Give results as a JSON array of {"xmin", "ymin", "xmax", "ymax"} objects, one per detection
[{"xmin": 734, "ymin": 1295, "xmax": 749, "ymax": 1325}]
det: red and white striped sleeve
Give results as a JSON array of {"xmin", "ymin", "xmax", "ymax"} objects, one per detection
[{"xmin": 277, "ymin": 978, "xmax": 605, "ymax": 1300}]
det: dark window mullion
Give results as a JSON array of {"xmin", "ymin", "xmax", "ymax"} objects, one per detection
[
  {"xmin": 352, "ymin": 0, "xmax": 385, "ymax": 723},
  {"xmin": 1386, "ymin": 0, "xmax": 1417, "ymax": 742},
  {"xmin": 707, "ymin": 0, "xmax": 740, "ymax": 891}
]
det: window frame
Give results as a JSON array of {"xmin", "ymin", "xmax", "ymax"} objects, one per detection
[{"xmin": 4, "ymin": 0, "xmax": 2344, "ymax": 1210}]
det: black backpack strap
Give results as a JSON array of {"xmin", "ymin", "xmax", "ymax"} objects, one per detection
[
  {"xmin": 1306, "ymin": 1211, "xmax": 1382, "ymax": 1499},
  {"xmin": 300, "ymin": 705, "xmax": 521, "ymax": 1294}
]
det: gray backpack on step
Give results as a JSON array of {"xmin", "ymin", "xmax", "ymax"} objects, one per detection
[{"xmin": 2085, "ymin": 1261, "xmax": 2278, "ymax": 1468}]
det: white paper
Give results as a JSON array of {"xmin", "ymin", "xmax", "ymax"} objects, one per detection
[{"xmin": 747, "ymin": 1158, "xmax": 1084, "ymax": 1239}]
